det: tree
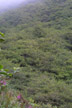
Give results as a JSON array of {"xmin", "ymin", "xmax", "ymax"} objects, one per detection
[{"xmin": 33, "ymin": 26, "xmax": 46, "ymax": 38}]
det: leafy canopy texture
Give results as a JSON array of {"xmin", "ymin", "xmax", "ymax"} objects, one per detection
[{"xmin": 0, "ymin": 0, "xmax": 72, "ymax": 108}]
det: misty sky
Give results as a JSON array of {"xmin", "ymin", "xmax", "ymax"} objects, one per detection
[{"xmin": 0, "ymin": 0, "xmax": 27, "ymax": 8}]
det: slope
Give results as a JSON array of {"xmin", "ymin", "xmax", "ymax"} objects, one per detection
[{"xmin": 0, "ymin": 0, "xmax": 72, "ymax": 108}]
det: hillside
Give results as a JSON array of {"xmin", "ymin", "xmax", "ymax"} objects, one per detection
[{"xmin": 0, "ymin": 0, "xmax": 72, "ymax": 108}]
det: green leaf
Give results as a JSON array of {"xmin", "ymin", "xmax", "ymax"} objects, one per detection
[
  {"xmin": 4, "ymin": 69, "xmax": 9, "ymax": 72},
  {"xmin": 0, "ymin": 32, "xmax": 4, "ymax": 42},
  {"xmin": 0, "ymin": 65, "xmax": 3, "ymax": 70},
  {"xmin": 7, "ymin": 73, "xmax": 13, "ymax": 77},
  {"xmin": 0, "ymin": 32, "xmax": 4, "ymax": 37},
  {"xmin": 0, "ymin": 38, "xmax": 4, "ymax": 42},
  {"xmin": 0, "ymin": 72, "xmax": 7, "ymax": 75},
  {"xmin": 0, "ymin": 71, "xmax": 12, "ymax": 76}
]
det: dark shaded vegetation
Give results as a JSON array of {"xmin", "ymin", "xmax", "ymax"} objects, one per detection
[{"xmin": 0, "ymin": 0, "xmax": 72, "ymax": 107}]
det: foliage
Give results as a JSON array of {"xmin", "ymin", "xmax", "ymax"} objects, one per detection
[
  {"xmin": 0, "ymin": 32, "xmax": 4, "ymax": 42},
  {"xmin": 33, "ymin": 26, "xmax": 46, "ymax": 38},
  {"xmin": 0, "ymin": 0, "xmax": 72, "ymax": 107}
]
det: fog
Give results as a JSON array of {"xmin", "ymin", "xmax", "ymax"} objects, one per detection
[{"xmin": 0, "ymin": 0, "xmax": 28, "ymax": 9}]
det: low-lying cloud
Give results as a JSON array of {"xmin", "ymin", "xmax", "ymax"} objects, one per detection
[{"xmin": 0, "ymin": 0, "xmax": 27, "ymax": 9}]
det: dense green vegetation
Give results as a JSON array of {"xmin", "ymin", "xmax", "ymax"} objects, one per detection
[{"xmin": 0, "ymin": 0, "xmax": 72, "ymax": 107}]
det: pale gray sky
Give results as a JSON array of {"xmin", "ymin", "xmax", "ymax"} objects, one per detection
[{"xmin": 0, "ymin": 0, "xmax": 27, "ymax": 8}]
